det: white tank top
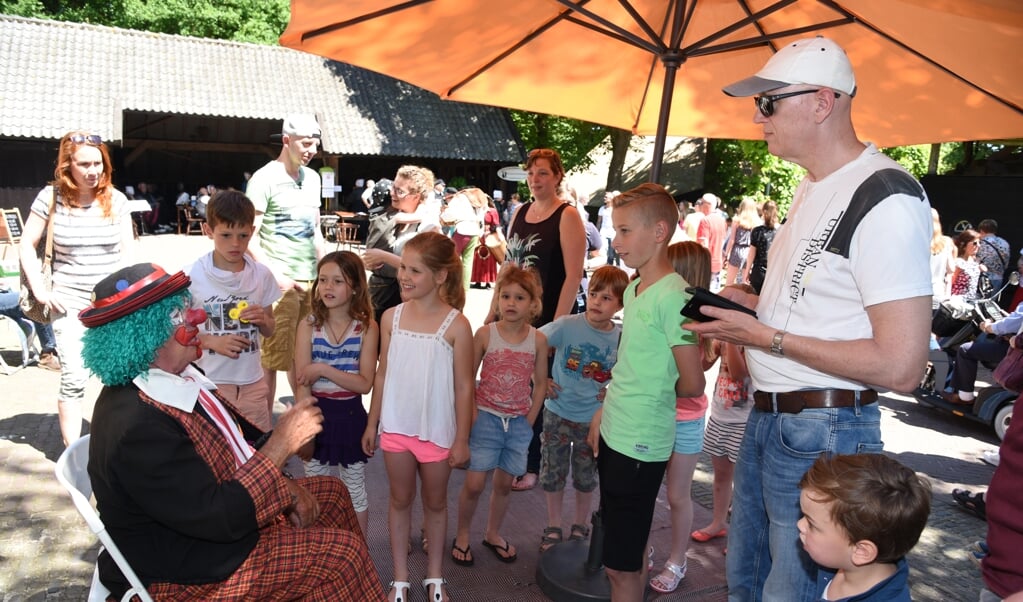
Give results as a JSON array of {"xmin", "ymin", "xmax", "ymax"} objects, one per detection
[{"xmin": 379, "ymin": 304, "xmax": 459, "ymax": 448}]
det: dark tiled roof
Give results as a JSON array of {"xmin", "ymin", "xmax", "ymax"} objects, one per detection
[{"xmin": 0, "ymin": 15, "xmax": 523, "ymax": 161}]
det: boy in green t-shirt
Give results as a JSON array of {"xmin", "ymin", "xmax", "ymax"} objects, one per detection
[{"xmin": 587, "ymin": 183, "xmax": 705, "ymax": 602}]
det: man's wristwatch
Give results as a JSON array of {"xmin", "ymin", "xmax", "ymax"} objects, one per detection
[{"xmin": 770, "ymin": 331, "xmax": 786, "ymax": 357}]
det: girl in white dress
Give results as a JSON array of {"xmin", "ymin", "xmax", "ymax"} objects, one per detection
[{"xmin": 362, "ymin": 231, "xmax": 474, "ymax": 602}]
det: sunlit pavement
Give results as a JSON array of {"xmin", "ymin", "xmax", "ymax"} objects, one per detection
[{"xmin": 0, "ymin": 233, "xmax": 998, "ymax": 601}]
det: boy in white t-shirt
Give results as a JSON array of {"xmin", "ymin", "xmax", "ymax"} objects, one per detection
[{"xmin": 188, "ymin": 190, "xmax": 281, "ymax": 430}]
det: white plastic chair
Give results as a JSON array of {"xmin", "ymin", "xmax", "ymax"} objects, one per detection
[
  {"xmin": 0, "ymin": 313, "xmax": 38, "ymax": 375},
  {"xmin": 54, "ymin": 435, "xmax": 154, "ymax": 602}
]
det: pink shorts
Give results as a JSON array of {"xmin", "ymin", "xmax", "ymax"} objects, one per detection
[{"xmin": 379, "ymin": 432, "xmax": 450, "ymax": 464}]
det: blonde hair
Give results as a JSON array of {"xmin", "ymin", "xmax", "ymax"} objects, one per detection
[
  {"xmin": 394, "ymin": 165, "xmax": 435, "ymax": 201},
  {"xmin": 404, "ymin": 231, "xmax": 465, "ymax": 311},
  {"xmin": 930, "ymin": 208, "xmax": 953, "ymax": 255},
  {"xmin": 490, "ymin": 265, "xmax": 543, "ymax": 322},
  {"xmin": 733, "ymin": 197, "xmax": 762, "ymax": 230},
  {"xmin": 458, "ymin": 187, "xmax": 489, "ymax": 209},
  {"xmin": 668, "ymin": 242, "xmax": 714, "ymax": 361},
  {"xmin": 612, "ymin": 183, "xmax": 679, "ymax": 229}
]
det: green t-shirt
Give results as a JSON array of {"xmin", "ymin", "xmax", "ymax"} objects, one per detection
[
  {"xmin": 247, "ymin": 160, "xmax": 321, "ymax": 282},
  {"xmin": 601, "ymin": 272, "xmax": 696, "ymax": 462}
]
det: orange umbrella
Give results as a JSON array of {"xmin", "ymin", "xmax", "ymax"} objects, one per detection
[{"xmin": 281, "ymin": 0, "xmax": 1023, "ymax": 182}]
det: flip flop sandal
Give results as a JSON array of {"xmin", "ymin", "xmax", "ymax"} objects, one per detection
[
  {"xmin": 482, "ymin": 538, "xmax": 518, "ymax": 563},
  {"xmin": 952, "ymin": 488, "xmax": 987, "ymax": 520},
  {"xmin": 568, "ymin": 523, "xmax": 590, "ymax": 542},
  {"xmin": 539, "ymin": 526, "xmax": 563, "ymax": 552},
  {"xmin": 450, "ymin": 538, "xmax": 474, "ymax": 567}
]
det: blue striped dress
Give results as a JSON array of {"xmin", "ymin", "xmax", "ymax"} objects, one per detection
[{"xmin": 310, "ymin": 318, "xmax": 369, "ymax": 466}]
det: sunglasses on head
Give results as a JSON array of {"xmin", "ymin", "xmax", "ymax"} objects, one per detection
[
  {"xmin": 69, "ymin": 134, "xmax": 103, "ymax": 145},
  {"xmin": 528, "ymin": 148, "xmax": 558, "ymax": 158},
  {"xmin": 754, "ymin": 89, "xmax": 840, "ymax": 117}
]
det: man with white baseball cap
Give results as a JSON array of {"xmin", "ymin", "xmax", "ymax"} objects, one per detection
[
  {"xmin": 686, "ymin": 37, "xmax": 933, "ymax": 601},
  {"xmin": 246, "ymin": 113, "xmax": 326, "ymax": 416}
]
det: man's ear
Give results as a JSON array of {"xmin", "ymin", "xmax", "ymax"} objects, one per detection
[
  {"xmin": 850, "ymin": 539, "xmax": 879, "ymax": 567},
  {"xmin": 814, "ymin": 89, "xmax": 839, "ymax": 124}
]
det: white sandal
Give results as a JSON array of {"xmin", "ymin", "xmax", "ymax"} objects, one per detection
[
  {"xmin": 649, "ymin": 560, "xmax": 687, "ymax": 593},
  {"xmin": 388, "ymin": 580, "xmax": 410, "ymax": 602},
  {"xmin": 423, "ymin": 577, "xmax": 447, "ymax": 602}
]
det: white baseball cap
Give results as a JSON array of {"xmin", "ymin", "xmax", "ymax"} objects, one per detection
[
  {"xmin": 724, "ymin": 36, "xmax": 856, "ymax": 98},
  {"xmin": 282, "ymin": 113, "xmax": 321, "ymax": 138}
]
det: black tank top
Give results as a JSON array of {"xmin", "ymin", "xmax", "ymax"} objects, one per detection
[{"xmin": 508, "ymin": 202, "xmax": 569, "ymax": 326}]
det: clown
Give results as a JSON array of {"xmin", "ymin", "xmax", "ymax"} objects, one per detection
[{"xmin": 81, "ymin": 263, "xmax": 384, "ymax": 600}]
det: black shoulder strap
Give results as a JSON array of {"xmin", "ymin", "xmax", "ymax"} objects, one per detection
[
  {"xmin": 825, "ymin": 168, "xmax": 926, "ymax": 258},
  {"xmin": 980, "ymin": 237, "xmax": 1007, "ymax": 265}
]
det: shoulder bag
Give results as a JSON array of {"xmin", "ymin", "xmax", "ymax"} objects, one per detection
[{"xmin": 19, "ymin": 188, "xmax": 58, "ymax": 323}]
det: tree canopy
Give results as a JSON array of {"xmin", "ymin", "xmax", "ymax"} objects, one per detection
[{"xmin": 1, "ymin": 0, "xmax": 289, "ymax": 44}]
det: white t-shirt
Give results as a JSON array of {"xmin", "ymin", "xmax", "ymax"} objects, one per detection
[
  {"xmin": 747, "ymin": 144, "xmax": 933, "ymax": 392},
  {"xmin": 598, "ymin": 205, "xmax": 615, "ymax": 239},
  {"xmin": 187, "ymin": 254, "xmax": 282, "ymax": 385}
]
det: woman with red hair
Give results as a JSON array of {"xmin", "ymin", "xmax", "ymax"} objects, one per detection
[{"xmin": 19, "ymin": 131, "xmax": 134, "ymax": 447}]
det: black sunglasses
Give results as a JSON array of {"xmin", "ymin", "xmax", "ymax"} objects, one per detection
[
  {"xmin": 69, "ymin": 134, "xmax": 103, "ymax": 145},
  {"xmin": 754, "ymin": 89, "xmax": 840, "ymax": 117}
]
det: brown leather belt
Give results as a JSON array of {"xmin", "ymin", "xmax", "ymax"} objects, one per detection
[{"xmin": 753, "ymin": 389, "xmax": 878, "ymax": 414}]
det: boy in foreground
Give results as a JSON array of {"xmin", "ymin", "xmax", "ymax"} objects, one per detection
[
  {"xmin": 587, "ymin": 183, "xmax": 705, "ymax": 601},
  {"xmin": 798, "ymin": 454, "xmax": 931, "ymax": 601}
]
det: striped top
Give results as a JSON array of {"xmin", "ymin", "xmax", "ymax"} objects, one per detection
[
  {"xmin": 309, "ymin": 318, "xmax": 363, "ymax": 401},
  {"xmin": 30, "ymin": 185, "xmax": 130, "ymax": 311}
]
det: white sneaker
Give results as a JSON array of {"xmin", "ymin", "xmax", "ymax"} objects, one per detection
[{"xmin": 981, "ymin": 450, "xmax": 1000, "ymax": 467}]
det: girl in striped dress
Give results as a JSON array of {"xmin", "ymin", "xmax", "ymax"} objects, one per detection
[{"xmin": 295, "ymin": 251, "xmax": 379, "ymax": 538}]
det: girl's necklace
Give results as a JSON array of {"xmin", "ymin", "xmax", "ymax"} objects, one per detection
[{"xmin": 324, "ymin": 318, "xmax": 350, "ymax": 344}]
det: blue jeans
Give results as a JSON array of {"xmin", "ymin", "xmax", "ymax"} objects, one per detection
[
  {"xmin": 0, "ymin": 289, "xmax": 57, "ymax": 351},
  {"xmin": 726, "ymin": 402, "xmax": 883, "ymax": 602}
]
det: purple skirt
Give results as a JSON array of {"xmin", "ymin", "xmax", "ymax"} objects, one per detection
[{"xmin": 312, "ymin": 395, "xmax": 370, "ymax": 467}]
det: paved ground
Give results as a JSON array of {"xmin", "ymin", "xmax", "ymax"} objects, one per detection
[{"xmin": 0, "ymin": 233, "xmax": 1002, "ymax": 601}]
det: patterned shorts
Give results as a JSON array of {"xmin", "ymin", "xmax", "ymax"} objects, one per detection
[
  {"xmin": 539, "ymin": 408, "xmax": 598, "ymax": 493},
  {"xmin": 703, "ymin": 414, "xmax": 746, "ymax": 463}
]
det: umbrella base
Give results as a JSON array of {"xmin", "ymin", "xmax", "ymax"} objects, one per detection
[{"xmin": 535, "ymin": 540, "xmax": 611, "ymax": 602}]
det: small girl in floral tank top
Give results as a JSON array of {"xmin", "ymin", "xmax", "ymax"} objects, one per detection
[{"xmin": 452, "ymin": 265, "xmax": 548, "ymax": 567}]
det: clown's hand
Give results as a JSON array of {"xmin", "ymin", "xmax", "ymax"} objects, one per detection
[{"xmin": 259, "ymin": 397, "xmax": 323, "ymax": 468}]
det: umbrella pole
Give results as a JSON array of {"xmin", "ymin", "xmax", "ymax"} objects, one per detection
[
  {"xmin": 536, "ymin": 510, "xmax": 611, "ymax": 601},
  {"xmin": 651, "ymin": 53, "xmax": 682, "ymax": 185}
]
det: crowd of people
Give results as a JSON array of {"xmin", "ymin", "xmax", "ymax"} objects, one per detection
[{"xmin": 20, "ymin": 34, "xmax": 1023, "ymax": 602}]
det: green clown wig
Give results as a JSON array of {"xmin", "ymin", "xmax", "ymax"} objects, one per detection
[{"xmin": 82, "ymin": 291, "xmax": 190, "ymax": 386}]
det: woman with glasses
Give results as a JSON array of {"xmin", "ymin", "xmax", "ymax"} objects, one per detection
[
  {"xmin": 950, "ymin": 229, "xmax": 987, "ymax": 303},
  {"xmin": 361, "ymin": 165, "xmax": 441, "ymax": 322},
  {"xmin": 19, "ymin": 131, "xmax": 134, "ymax": 447},
  {"xmin": 504, "ymin": 147, "xmax": 586, "ymax": 492}
]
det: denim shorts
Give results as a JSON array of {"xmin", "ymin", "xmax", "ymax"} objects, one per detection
[
  {"xmin": 467, "ymin": 410, "xmax": 532, "ymax": 475},
  {"xmin": 673, "ymin": 416, "xmax": 706, "ymax": 455}
]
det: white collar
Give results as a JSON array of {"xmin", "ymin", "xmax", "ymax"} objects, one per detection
[{"xmin": 133, "ymin": 365, "xmax": 217, "ymax": 413}]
